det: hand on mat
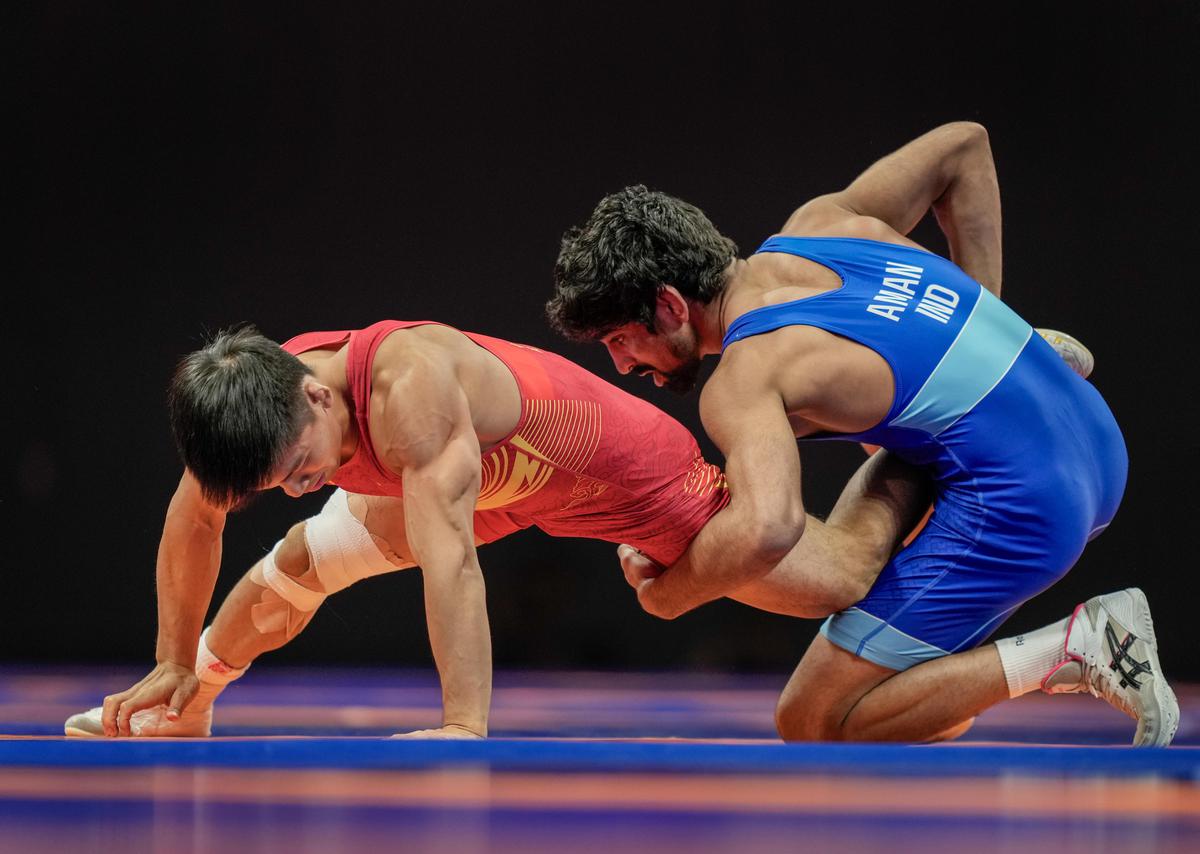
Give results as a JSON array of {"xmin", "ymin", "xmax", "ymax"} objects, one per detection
[
  {"xmin": 101, "ymin": 661, "xmax": 199, "ymax": 737},
  {"xmin": 617, "ymin": 544, "xmax": 663, "ymax": 590},
  {"xmin": 390, "ymin": 725, "xmax": 484, "ymax": 740}
]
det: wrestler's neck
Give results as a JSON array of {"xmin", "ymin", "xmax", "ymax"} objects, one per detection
[
  {"xmin": 690, "ymin": 258, "xmax": 753, "ymax": 356},
  {"xmin": 303, "ymin": 352, "xmax": 360, "ymax": 465}
]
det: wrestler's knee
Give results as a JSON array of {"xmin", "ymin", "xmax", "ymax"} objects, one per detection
[
  {"xmin": 808, "ymin": 556, "xmax": 874, "ymax": 615},
  {"xmin": 306, "ymin": 490, "xmax": 415, "ymax": 592},
  {"xmin": 811, "ymin": 520, "xmax": 886, "ymax": 608},
  {"xmin": 774, "ymin": 688, "xmax": 844, "ymax": 742},
  {"xmin": 774, "ymin": 661, "xmax": 853, "ymax": 743},
  {"xmin": 245, "ymin": 522, "xmax": 325, "ymax": 642},
  {"xmin": 775, "ymin": 635, "xmax": 887, "ymax": 743},
  {"xmin": 274, "ymin": 521, "xmax": 312, "ymax": 578},
  {"xmin": 825, "ymin": 572, "xmax": 874, "ymax": 614},
  {"xmin": 927, "ymin": 716, "xmax": 975, "ymax": 743}
]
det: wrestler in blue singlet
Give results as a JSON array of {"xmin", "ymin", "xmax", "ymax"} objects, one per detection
[{"xmin": 723, "ymin": 237, "xmax": 1128, "ymax": 671}]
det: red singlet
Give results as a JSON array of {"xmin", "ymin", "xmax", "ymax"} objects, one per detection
[{"xmin": 282, "ymin": 321, "xmax": 729, "ymax": 565}]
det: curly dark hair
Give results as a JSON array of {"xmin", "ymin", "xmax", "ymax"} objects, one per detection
[
  {"xmin": 167, "ymin": 324, "xmax": 314, "ymax": 508},
  {"xmin": 547, "ymin": 185, "xmax": 738, "ymax": 340}
]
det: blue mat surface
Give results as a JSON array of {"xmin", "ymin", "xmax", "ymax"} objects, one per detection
[{"xmin": 2, "ymin": 737, "xmax": 1198, "ymax": 780}]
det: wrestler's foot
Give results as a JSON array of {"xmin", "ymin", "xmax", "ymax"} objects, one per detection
[
  {"xmin": 1042, "ymin": 588, "xmax": 1179, "ymax": 747},
  {"xmin": 1036, "ymin": 328, "xmax": 1094, "ymax": 379},
  {"xmin": 64, "ymin": 704, "xmax": 212, "ymax": 738}
]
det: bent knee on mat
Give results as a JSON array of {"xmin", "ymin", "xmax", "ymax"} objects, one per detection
[
  {"xmin": 774, "ymin": 635, "xmax": 897, "ymax": 742},
  {"xmin": 773, "ymin": 679, "xmax": 861, "ymax": 743},
  {"xmin": 776, "ymin": 710, "xmax": 977, "ymax": 744},
  {"xmin": 927, "ymin": 716, "xmax": 975, "ymax": 743},
  {"xmin": 775, "ymin": 703, "xmax": 847, "ymax": 743}
]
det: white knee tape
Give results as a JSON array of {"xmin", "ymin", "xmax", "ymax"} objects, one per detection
[
  {"xmin": 304, "ymin": 489, "xmax": 409, "ymax": 595},
  {"xmin": 260, "ymin": 549, "xmax": 327, "ymax": 612}
]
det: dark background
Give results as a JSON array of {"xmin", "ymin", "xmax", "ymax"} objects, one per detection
[{"xmin": 10, "ymin": 3, "xmax": 1198, "ymax": 681}]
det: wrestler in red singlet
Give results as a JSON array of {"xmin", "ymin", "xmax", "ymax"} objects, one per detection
[{"xmin": 283, "ymin": 320, "xmax": 729, "ymax": 566}]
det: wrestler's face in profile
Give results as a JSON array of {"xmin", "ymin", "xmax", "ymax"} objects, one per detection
[
  {"xmin": 600, "ymin": 322, "xmax": 702, "ymax": 394},
  {"xmin": 263, "ymin": 386, "xmax": 343, "ymax": 497}
]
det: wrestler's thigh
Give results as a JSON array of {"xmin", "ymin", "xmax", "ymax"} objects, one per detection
[
  {"xmin": 828, "ymin": 449, "xmax": 932, "ymax": 559},
  {"xmin": 344, "ymin": 494, "xmax": 414, "ymax": 564},
  {"xmin": 345, "ymin": 495, "xmax": 524, "ymax": 558}
]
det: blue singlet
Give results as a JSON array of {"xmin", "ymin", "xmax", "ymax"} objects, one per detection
[{"xmin": 723, "ymin": 236, "xmax": 1127, "ymax": 670}]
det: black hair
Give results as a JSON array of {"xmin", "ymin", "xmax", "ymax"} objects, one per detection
[
  {"xmin": 547, "ymin": 184, "xmax": 737, "ymax": 340},
  {"xmin": 167, "ymin": 324, "xmax": 314, "ymax": 508}
]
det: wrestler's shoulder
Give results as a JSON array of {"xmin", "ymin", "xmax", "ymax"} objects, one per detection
[
  {"xmin": 370, "ymin": 331, "xmax": 463, "ymax": 405},
  {"xmin": 715, "ymin": 324, "xmax": 828, "ymax": 378},
  {"xmin": 777, "ymin": 196, "xmax": 899, "ymax": 241},
  {"xmin": 374, "ymin": 323, "xmax": 471, "ymax": 358}
]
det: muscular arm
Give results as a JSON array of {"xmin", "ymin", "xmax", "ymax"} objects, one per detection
[
  {"xmin": 156, "ymin": 473, "xmax": 226, "ymax": 663},
  {"xmin": 383, "ymin": 359, "xmax": 491, "ymax": 737},
  {"xmin": 788, "ymin": 121, "xmax": 1003, "ymax": 295},
  {"xmin": 636, "ymin": 351, "xmax": 806, "ymax": 619},
  {"xmin": 102, "ymin": 471, "xmax": 226, "ymax": 735}
]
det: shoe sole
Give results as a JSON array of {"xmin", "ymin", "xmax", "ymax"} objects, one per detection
[
  {"xmin": 1106, "ymin": 587, "xmax": 1179, "ymax": 747},
  {"xmin": 1037, "ymin": 328, "xmax": 1095, "ymax": 379},
  {"xmin": 64, "ymin": 710, "xmax": 104, "ymax": 738},
  {"xmin": 64, "ymin": 725, "xmax": 102, "ymax": 738}
]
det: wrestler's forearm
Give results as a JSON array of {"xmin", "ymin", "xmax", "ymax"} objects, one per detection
[
  {"xmin": 154, "ymin": 500, "xmax": 224, "ymax": 667},
  {"xmin": 931, "ymin": 131, "xmax": 1002, "ymax": 295},
  {"xmin": 423, "ymin": 555, "xmax": 492, "ymax": 736},
  {"xmin": 641, "ymin": 510, "xmax": 796, "ymax": 618},
  {"xmin": 394, "ymin": 400, "xmax": 491, "ymax": 735},
  {"xmin": 641, "ymin": 392, "xmax": 808, "ymax": 618}
]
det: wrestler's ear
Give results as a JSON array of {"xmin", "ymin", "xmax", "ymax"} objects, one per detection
[
  {"xmin": 654, "ymin": 285, "xmax": 689, "ymax": 330},
  {"xmin": 302, "ymin": 376, "xmax": 334, "ymax": 411}
]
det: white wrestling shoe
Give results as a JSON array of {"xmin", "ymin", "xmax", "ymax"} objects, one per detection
[
  {"xmin": 64, "ymin": 704, "xmax": 212, "ymax": 738},
  {"xmin": 1036, "ymin": 328, "xmax": 1095, "ymax": 379},
  {"xmin": 1042, "ymin": 588, "xmax": 1179, "ymax": 747}
]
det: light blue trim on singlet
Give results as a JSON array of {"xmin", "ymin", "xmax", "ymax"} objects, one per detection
[
  {"xmin": 820, "ymin": 607, "xmax": 949, "ymax": 670},
  {"xmin": 888, "ymin": 289, "xmax": 1032, "ymax": 437}
]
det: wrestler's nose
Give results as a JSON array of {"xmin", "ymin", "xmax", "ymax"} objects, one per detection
[{"xmin": 605, "ymin": 342, "xmax": 634, "ymax": 374}]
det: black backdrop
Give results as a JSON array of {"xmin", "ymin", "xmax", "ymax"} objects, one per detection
[{"xmin": 11, "ymin": 3, "xmax": 1199, "ymax": 681}]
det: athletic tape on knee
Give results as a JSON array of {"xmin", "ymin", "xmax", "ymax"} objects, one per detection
[
  {"xmin": 260, "ymin": 547, "xmax": 327, "ymax": 612},
  {"xmin": 304, "ymin": 489, "xmax": 411, "ymax": 594}
]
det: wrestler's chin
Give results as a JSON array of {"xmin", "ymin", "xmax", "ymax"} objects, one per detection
[{"xmin": 663, "ymin": 363, "xmax": 701, "ymax": 395}]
